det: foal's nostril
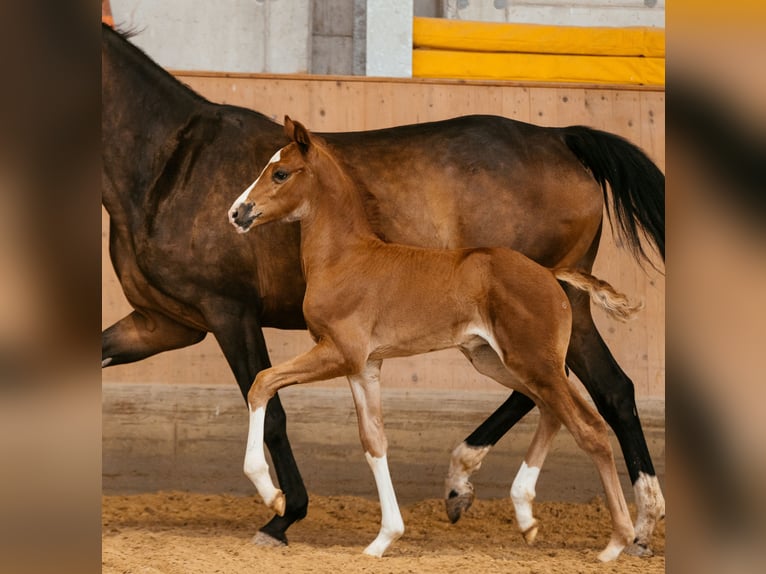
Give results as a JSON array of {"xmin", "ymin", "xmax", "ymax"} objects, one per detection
[{"xmin": 231, "ymin": 209, "xmax": 238, "ymax": 220}]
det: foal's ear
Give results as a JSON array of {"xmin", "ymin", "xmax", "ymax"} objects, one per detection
[{"xmin": 283, "ymin": 115, "xmax": 312, "ymax": 155}]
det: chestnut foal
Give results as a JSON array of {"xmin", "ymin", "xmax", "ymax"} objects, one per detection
[{"xmin": 228, "ymin": 118, "xmax": 640, "ymax": 561}]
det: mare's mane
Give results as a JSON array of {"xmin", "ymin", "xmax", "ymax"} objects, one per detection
[
  {"xmin": 102, "ymin": 22, "xmax": 271, "ymax": 123},
  {"xmin": 103, "ymin": 23, "xmax": 208, "ymax": 107}
]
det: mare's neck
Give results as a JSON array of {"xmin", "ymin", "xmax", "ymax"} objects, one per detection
[{"xmin": 299, "ymin": 150, "xmax": 378, "ymax": 274}]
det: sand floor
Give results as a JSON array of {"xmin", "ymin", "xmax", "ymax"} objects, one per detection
[{"xmin": 103, "ymin": 491, "xmax": 665, "ymax": 574}]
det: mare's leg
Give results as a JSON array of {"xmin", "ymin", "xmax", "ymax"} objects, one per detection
[
  {"xmin": 211, "ymin": 311, "xmax": 308, "ymax": 545},
  {"xmin": 510, "ymin": 406, "xmax": 561, "ymax": 545},
  {"xmin": 348, "ymin": 360, "xmax": 405, "ymax": 557},
  {"xmin": 243, "ymin": 338, "xmax": 352, "ymax": 516},
  {"xmin": 102, "ymin": 310, "xmax": 205, "ymax": 366},
  {"xmin": 444, "ymin": 392, "xmax": 535, "ymax": 522},
  {"xmin": 565, "ymin": 285, "xmax": 664, "ymax": 555}
]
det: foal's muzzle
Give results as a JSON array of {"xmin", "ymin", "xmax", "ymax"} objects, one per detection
[{"xmin": 229, "ymin": 201, "xmax": 261, "ymax": 233}]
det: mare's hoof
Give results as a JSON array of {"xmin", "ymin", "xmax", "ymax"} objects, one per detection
[
  {"xmin": 624, "ymin": 541, "xmax": 653, "ymax": 557},
  {"xmin": 521, "ymin": 521, "xmax": 539, "ymax": 545},
  {"xmin": 252, "ymin": 531, "xmax": 287, "ymax": 547},
  {"xmin": 445, "ymin": 491, "xmax": 474, "ymax": 523}
]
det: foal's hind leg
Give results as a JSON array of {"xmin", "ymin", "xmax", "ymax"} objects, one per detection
[
  {"xmin": 510, "ymin": 406, "xmax": 561, "ymax": 545},
  {"xmin": 348, "ymin": 360, "xmax": 405, "ymax": 557},
  {"xmin": 460, "ymin": 344, "xmax": 560, "ymax": 543},
  {"xmin": 444, "ymin": 392, "xmax": 535, "ymax": 523},
  {"xmin": 536, "ymin": 375, "xmax": 636, "ymax": 562}
]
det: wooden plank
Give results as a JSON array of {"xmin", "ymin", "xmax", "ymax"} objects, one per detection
[
  {"xmin": 554, "ymin": 86, "xmax": 587, "ymax": 126},
  {"xmin": 640, "ymin": 91, "xmax": 666, "ymax": 170},
  {"xmin": 171, "ymin": 70, "xmax": 665, "ymax": 93},
  {"xmin": 529, "ymin": 86, "xmax": 559, "ymax": 126},
  {"xmin": 500, "ymin": 85, "xmax": 531, "ymax": 122},
  {"xmin": 103, "ymin": 383, "xmax": 665, "ymax": 499},
  {"xmin": 582, "ymin": 89, "xmax": 615, "ymax": 130}
]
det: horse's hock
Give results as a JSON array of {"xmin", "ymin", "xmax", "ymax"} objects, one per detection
[{"xmin": 102, "ymin": 74, "xmax": 664, "ymax": 500}]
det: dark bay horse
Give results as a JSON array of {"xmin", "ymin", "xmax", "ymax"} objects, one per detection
[
  {"xmin": 101, "ymin": 24, "xmax": 664, "ymax": 552},
  {"xmin": 230, "ymin": 117, "xmax": 642, "ymax": 560}
]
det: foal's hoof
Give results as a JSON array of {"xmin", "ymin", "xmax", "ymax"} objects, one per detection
[
  {"xmin": 521, "ymin": 521, "xmax": 539, "ymax": 545},
  {"xmin": 624, "ymin": 541, "xmax": 653, "ymax": 557},
  {"xmin": 597, "ymin": 539, "xmax": 627, "ymax": 562},
  {"xmin": 252, "ymin": 531, "xmax": 287, "ymax": 547},
  {"xmin": 269, "ymin": 490, "xmax": 286, "ymax": 517},
  {"xmin": 445, "ymin": 490, "xmax": 474, "ymax": 523}
]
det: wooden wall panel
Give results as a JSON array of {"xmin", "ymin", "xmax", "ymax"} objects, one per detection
[{"xmin": 103, "ymin": 74, "xmax": 664, "ymax": 398}]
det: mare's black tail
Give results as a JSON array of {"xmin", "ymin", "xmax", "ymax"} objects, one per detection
[{"xmin": 561, "ymin": 126, "xmax": 665, "ymax": 265}]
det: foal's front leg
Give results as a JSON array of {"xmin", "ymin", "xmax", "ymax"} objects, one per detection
[
  {"xmin": 348, "ymin": 360, "xmax": 405, "ymax": 557},
  {"xmin": 244, "ymin": 339, "xmax": 350, "ymax": 515}
]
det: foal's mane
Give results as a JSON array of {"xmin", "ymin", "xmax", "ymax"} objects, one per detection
[{"xmin": 313, "ymin": 138, "xmax": 387, "ymax": 240}]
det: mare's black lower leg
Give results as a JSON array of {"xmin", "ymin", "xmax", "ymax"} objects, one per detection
[
  {"xmin": 257, "ymin": 392, "xmax": 309, "ymax": 543},
  {"xmin": 464, "ymin": 391, "xmax": 535, "ymax": 448},
  {"xmin": 567, "ymin": 326, "xmax": 654, "ymax": 483},
  {"xmin": 212, "ymin": 314, "xmax": 308, "ymax": 545}
]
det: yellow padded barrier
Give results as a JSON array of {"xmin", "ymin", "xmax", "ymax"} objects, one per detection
[
  {"xmin": 413, "ymin": 49, "xmax": 665, "ymax": 86},
  {"xmin": 413, "ymin": 17, "xmax": 665, "ymax": 58}
]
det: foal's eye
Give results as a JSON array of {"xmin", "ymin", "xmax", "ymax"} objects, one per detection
[{"xmin": 272, "ymin": 169, "xmax": 289, "ymax": 183}]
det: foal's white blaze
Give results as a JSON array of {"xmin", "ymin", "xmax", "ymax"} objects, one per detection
[
  {"xmin": 243, "ymin": 406, "xmax": 284, "ymax": 513},
  {"xmin": 228, "ymin": 148, "xmax": 284, "ymax": 229},
  {"xmin": 101, "ymin": 357, "xmax": 113, "ymax": 367},
  {"xmin": 363, "ymin": 452, "xmax": 404, "ymax": 557},
  {"xmin": 510, "ymin": 461, "xmax": 541, "ymax": 533},
  {"xmin": 229, "ymin": 179, "xmax": 258, "ymax": 226}
]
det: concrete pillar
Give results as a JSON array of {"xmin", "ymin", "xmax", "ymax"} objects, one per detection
[{"xmin": 362, "ymin": 0, "xmax": 412, "ymax": 77}]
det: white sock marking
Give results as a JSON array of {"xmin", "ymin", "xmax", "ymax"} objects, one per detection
[
  {"xmin": 511, "ymin": 461, "xmax": 541, "ymax": 532},
  {"xmin": 633, "ymin": 471, "xmax": 665, "ymax": 544},
  {"xmin": 363, "ymin": 453, "xmax": 404, "ymax": 557},
  {"xmin": 243, "ymin": 406, "xmax": 281, "ymax": 507},
  {"xmin": 445, "ymin": 442, "xmax": 490, "ymax": 497}
]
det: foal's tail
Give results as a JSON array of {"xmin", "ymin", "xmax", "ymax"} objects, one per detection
[
  {"xmin": 554, "ymin": 269, "xmax": 644, "ymax": 322},
  {"xmin": 560, "ymin": 125, "xmax": 664, "ymax": 266}
]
